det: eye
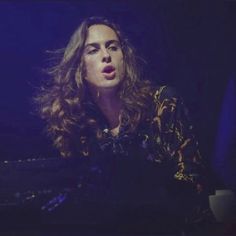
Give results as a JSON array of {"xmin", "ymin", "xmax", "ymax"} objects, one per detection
[
  {"xmin": 87, "ymin": 48, "xmax": 98, "ymax": 55},
  {"xmin": 108, "ymin": 46, "xmax": 118, "ymax": 51}
]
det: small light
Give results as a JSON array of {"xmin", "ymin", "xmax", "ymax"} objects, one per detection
[{"xmin": 103, "ymin": 128, "xmax": 109, "ymax": 133}]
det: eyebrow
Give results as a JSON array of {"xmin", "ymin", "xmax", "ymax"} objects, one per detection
[{"xmin": 84, "ymin": 40, "xmax": 120, "ymax": 49}]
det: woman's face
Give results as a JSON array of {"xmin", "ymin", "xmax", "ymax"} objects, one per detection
[{"xmin": 82, "ymin": 24, "xmax": 124, "ymax": 92}]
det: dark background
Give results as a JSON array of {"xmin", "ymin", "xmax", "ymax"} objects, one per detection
[{"xmin": 0, "ymin": 0, "xmax": 235, "ymax": 190}]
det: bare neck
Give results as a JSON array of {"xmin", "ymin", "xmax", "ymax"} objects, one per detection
[{"xmin": 91, "ymin": 89, "xmax": 122, "ymax": 129}]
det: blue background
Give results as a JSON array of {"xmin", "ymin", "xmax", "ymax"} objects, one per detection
[{"xmin": 0, "ymin": 0, "xmax": 235, "ymax": 190}]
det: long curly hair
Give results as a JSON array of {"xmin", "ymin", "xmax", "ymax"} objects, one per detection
[{"xmin": 34, "ymin": 16, "xmax": 153, "ymax": 157}]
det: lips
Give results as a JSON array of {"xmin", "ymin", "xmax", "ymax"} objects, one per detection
[
  {"xmin": 102, "ymin": 65, "xmax": 116, "ymax": 79},
  {"xmin": 102, "ymin": 65, "xmax": 115, "ymax": 73}
]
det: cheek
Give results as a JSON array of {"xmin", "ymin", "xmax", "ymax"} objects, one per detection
[
  {"xmin": 118, "ymin": 58, "xmax": 125, "ymax": 78},
  {"xmin": 84, "ymin": 59, "xmax": 96, "ymax": 78},
  {"xmin": 84, "ymin": 60, "xmax": 92, "ymax": 72}
]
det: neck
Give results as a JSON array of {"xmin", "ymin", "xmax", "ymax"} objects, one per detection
[{"xmin": 90, "ymin": 87, "xmax": 122, "ymax": 129}]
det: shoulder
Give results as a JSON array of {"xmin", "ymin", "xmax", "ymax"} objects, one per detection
[
  {"xmin": 153, "ymin": 85, "xmax": 180, "ymax": 101},
  {"xmin": 152, "ymin": 85, "xmax": 182, "ymax": 107}
]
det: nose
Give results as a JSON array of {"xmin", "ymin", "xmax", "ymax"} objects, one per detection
[{"xmin": 101, "ymin": 48, "xmax": 111, "ymax": 63}]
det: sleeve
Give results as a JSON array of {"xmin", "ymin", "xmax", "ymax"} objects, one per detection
[
  {"xmin": 153, "ymin": 86, "xmax": 205, "ymax": 191},
  {"xmin": 153, "ymin": 86, "xmax": 214, "ymax": 225}
]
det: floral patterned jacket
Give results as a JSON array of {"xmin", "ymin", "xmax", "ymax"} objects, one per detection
[
  {"xmin": 73, "ymin": 85, "xmax": 211, "ymax": 225},
  {"xmin": 77, "ymin": 86, "xmax": 204, "ymax": 185}
]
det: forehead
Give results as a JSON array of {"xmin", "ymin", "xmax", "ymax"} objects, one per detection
[{"xmin": 85, "ymin": 24, "xmax": 119, "ymax": 45}]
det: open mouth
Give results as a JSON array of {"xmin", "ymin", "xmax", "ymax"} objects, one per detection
[
  {"xmin": 102, "ymin": 65, "xmax": 116, "ymax": 79},
  {"xmin": 102, "ymin": 65, "xmax": 115, "ymax": 73}
]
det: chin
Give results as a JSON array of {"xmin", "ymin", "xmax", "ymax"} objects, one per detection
[{"xmin": 99, "ymin": 79, "xmax": 121, "ymax": 89}]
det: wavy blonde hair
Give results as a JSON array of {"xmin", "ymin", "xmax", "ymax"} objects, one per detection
[{"xmin": 34, "ymin": 17, "xmax": 153, "ymax": 157}]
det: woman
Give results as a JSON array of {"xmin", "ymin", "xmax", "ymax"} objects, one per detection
[{"xmin": 35, "ymin": 17, "xmax": 211, "ymax": 230}]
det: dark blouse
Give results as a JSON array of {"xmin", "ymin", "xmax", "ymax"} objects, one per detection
[
  {"xmin": 77, "ymin": 86, "xmax": 204, "ymax": 190},
  {"xmin": 72, "ymin": 85, "xmax": 212, "ymax": 228}
]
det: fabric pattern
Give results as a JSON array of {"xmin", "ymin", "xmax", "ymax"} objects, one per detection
[
  {"xmin": 72, "ymin": 85, "xmax": 214, "ymax": 227},
  {"xmin": 77, "ymin": 86, "xmax": 204, "ymax": 193}
]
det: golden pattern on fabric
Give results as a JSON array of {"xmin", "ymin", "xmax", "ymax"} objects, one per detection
[
  {"xmin": 77, "ymin": 86, "xmax": 204, "ymax": 192},
  {"xmin": 73, "ymin": 85, "xmax": 210, "ymax": 225}
]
